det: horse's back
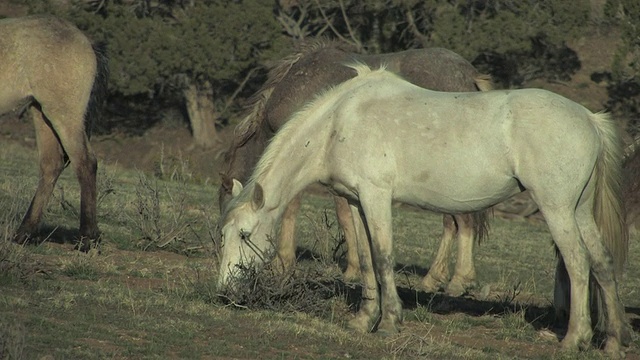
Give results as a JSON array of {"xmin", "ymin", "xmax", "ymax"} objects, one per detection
[
  {"xmin": 324, "ymin": 74, "xmax": 599, "ymax": 211},
  {"xmin": 265, "ymin": 47, "xmax": 356, "ymax": 130},
  {"xmin": 265, "ymin": 44, "xmax": 484, "ymax": 131},
  {"xmin": 372, "ymin": 48, "xmax": 481, "ymax": 92},
  {"xmin": 0, "ymin": 15, "xmax": 96, "ymax": 114}
]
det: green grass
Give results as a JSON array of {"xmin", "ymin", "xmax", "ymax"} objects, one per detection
[{"xmin": 0, "ymin": 141, "xmax": 638, "ymax": 359}]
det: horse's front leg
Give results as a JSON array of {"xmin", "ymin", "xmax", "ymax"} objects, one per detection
[
  {"xmin": 359, "ymin": 192, "xmax": 402, "ymax": 335},
  {"xmin": 347, "ymin": 203, "xmax": 380, "ymax": 333}
]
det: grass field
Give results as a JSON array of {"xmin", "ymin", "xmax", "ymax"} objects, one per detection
[{"xmin": 1, "ymin": 142, "xmax": 639, "ymax": 359}]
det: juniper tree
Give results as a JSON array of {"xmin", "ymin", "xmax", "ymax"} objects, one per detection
[{"xmin": 71, "ymin": 0, "xmax": 288, "ymax": 148}]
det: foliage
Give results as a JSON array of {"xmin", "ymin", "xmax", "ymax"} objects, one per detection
[
  {"xmin": 409, "ymin": 0, "xmax": 588, "ymax": 86},
  {"xmin": 278, "ymin": 0, "xmax": 590, "ymax": 87},
  {"xmin": 606, "ymin": 0, "xmax": 640, "ymax": 81},
  {"xmin": 604, "ymin": 0, "xmax": 640, "ymax": 134},
  {"xmin": 17, "ymin": 0, "xmax": 626, "ymax": 128},
  {"xmin": 68, "ymin": 0, "xmax": 287, "ymax": 99}
]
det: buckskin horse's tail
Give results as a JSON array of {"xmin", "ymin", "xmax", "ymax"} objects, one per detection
[
  {"xmin": 473, "ymin": 73, "xmax": 493, "ymax": 92},
  {"xmin": 472, "ymin": 72, "xmax": 493, "ymax": 242},
  {"xmin": 85, "ymin": 41, "xmax": 109, "ymax": 138}
]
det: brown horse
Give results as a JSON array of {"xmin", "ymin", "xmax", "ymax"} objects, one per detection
[
  {"xmin": 0, "ymin": 15, "xmax": 108, "ymax": 250},
  {"xmin": 219, "ymin": 40, "xmax": 492, "ymax": 295}
]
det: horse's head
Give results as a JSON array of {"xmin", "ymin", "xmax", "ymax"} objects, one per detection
[{"xmin": 217, "ymin": 180, "xmax": 275, "ymax": 288}]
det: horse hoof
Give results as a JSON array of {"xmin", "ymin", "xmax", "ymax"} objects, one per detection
[
  {"xmin": 444, "ymin": 283, "xmax": 466, "ymax": 297},
  {"xmin": 604, "ymin": 338, "xmax": 625, "ymax": 359},
  {"xmin": 74, "ymin": 236, "xmax": 100, "ymax": 253},
  {"xmin": 347, "ymin": 314, "xmax": 375, "ymax": 333},
  {"xmin": 376, "ymin": 321, "xmax": 400, "ymax": 336},
  {"xmin": 270, "ymin": 257, "xmax": 295, "ymax": 274},
  {"xmin": 13, "ymin": 234, "xmax": 28, "ymax": 245},
  {"xmin": 560, "ymin": 330, "xmax": 592, "ymax": 353},
  {"xmin": 445, "ymin": 279, "xmax": 476, "ymax": 297},
  {"xmin": 342, "ymin": 267, "xmax": 360, "ymax": 282},
  {"xmin": 421, "ymin": 275, "xmax": 446, "ymax": 293}
]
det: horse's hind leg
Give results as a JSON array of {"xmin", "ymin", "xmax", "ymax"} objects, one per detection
[
  {"xmin": 41, "ymin": 109, "xmax": 99, "ymax": 251},
  {"xmin": 446, "ymin": 213, "xmax": 477, "ymax": 296},
  {"xmin": 272, "ymin": 194, "xmax": 301, "ymax": 273},
  {"xmin": 553, "ymin": 255, "xmax": 571, "ymax": 325},
  {"xmin": 334, "ymin": 196, "xmax": 359, "ymax": 280},
  {"xmin": 542, "ymin": 207, "xmax": 593, "ymax": 351},
  {"xmin": 421, "ymin": 214, "xmax": 456, "ymax": 292},
  {"xmin": 15, "ymin": 107, "xmax": 66, "ymax": 243},
  {"xmin": 575, "ymin": 202, "xmax": 630, "ymax": 357}
]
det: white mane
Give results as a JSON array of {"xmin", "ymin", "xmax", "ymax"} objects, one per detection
[{"xmin": 248, "ymin": 63, "xmax": 394, "ymax": 185}]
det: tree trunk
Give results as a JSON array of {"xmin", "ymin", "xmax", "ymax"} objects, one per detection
[{"xmin": 184, "ymin": 81, "xmax": 220, "ymax": 149}]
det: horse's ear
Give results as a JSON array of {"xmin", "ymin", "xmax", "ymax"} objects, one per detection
[
  {"xmin": 231, "ymin": 178, "xmax": 243, "ymax": 198},
  {"xmin": 252, "ymin": 183, "xmax": 265, "ymax": 210},
  {"xmin": 220, "ymin": 173, "xmax": 233, "ymax": 193}
]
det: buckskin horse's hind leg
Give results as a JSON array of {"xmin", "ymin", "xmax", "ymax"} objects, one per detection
[
  {"xmin": 334, "ymin": 195, "xmax": 360, "ymax": 280},
  {"xmin": 274, "ymin": 194, "xmax": 361, "ymax": 281},
  {"xmin": 40, "ymin": 105, "xmax": 100, "ymax": 251},
  {"xmin": 14, "ymin": 107, "xmax": 66, "ymax": 244},
  {"xmin": 446, "ymin": 214, "xmax": 478, "ymax": 296},
  {"xmin": 422, "ymin": 214, "xmax": 477, "ymax": 295},
  {"xmin": 421, "ymin": 214, "xmax": 456, "ymax": 292},
  {"xmin": 62, "ymin": 125, "xmax": 99, "ymax": 251},
  {"xmin": 272, "ymin": 194, "xmax": 301, "ymax": 272}
]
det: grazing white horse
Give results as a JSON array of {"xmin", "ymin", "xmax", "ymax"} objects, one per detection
[{"xmin": 218, "ymin": 64, "xmax": 630, "ymax": 356}]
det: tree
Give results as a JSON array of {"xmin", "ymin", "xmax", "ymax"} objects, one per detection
[
  {"xmin": 276, "ymin": 0, "xmax": 590, "ymax": 87},
  {"xmin": 70, "ymin": 0, "xmax": 287, "ymax": 148},
  {"xmin": 605, "ymin": 0, "xmax": 640, "ymax": 135}
]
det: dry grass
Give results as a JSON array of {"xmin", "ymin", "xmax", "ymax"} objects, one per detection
[{"xmin": 0, "ymin": 141, "xmax": 638, "ymax": 359}]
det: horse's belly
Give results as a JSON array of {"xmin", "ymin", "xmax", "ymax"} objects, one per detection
[
  {"xmin": 0, "ymin": 72, "xmax": 29, "ymax": 114},
  {"xmin": 395, "ymin": 175, "xmax": 520, "ymax": 213}
]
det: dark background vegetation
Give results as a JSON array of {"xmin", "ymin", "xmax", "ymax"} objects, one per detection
[{"xmin": 6, "ymin": 0, "xmax": 640, "ymax": 143}]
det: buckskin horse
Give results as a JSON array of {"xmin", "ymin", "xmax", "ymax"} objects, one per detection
[{"xmin": 0, "ymin": 15, "xmax": 108, "ymax": 250}]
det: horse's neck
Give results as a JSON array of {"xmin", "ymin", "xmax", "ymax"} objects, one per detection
[
  {"xmin": 227, "ymin": 128, "xmax": 271, "ymax": 184},
  {"xmin": 252, "ymin": 117, "xmax": 330, "ymax": 215}
]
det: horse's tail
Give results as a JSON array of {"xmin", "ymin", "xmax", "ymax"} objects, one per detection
[
  {"xmin": 474, "ymin": 73, "xmax": 493, "ymax": 92},
  {"xmin": 470, "ymin": 72, "xmax": 494, "ymax": 243},
  {"xmin": 590, "ymin": 111, "xmax": 628, "ymax": 329},
  {"xmin": 85, "ymin": 41, "xmax": 109, "ymax": 138},
  {"xmin": 591, "ymin": 111, "xmax": 628, "ymax": 277}
]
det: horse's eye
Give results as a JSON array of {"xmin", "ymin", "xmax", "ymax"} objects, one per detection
[{"xmin": 239, "ymin": 229, "xmax": 251, "ymax": 241}]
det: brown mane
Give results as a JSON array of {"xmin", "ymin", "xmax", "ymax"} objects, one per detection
[{"xmin": 232, "ymin": 39, "xmax": 357, "ymax": 147}]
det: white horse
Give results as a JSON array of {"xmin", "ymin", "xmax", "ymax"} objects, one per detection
[{"xmin": 218, "ymin": 64, "xmax": 630, "ymax": 356}]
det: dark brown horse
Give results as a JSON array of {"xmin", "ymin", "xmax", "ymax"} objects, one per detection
[
  {"xmin": 219, "ymin": 40, "xmax": 491, "ymax": 295},
  {"xmin": 0, "ymin": 15, "xmax": 108, "ymax": 250}
]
